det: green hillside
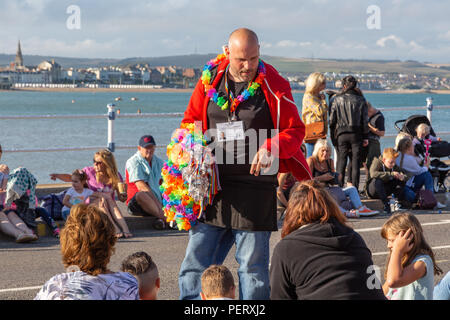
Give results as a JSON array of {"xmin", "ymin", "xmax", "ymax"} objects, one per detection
[
  {"xmin": 1, "ymin": 53, "xmax": 449, "ymax": 77},
  {"xmin": 262, "ymin": 56, "xmax": 450, "ymax": 77}
]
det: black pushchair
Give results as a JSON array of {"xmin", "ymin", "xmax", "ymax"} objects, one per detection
[{"xmin": 395, "ymin": 114, "xmax": 450, "ymax": 192}]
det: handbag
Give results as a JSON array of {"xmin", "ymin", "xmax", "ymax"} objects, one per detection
[
  {"xmin": 326, "ymin": 186, "xmax": 353, "ymax": 211},
  {"xmin": 305, "ymin": 121, "xmax": 327, "ymax": 143},
  {"xmin": 416, "ymin": 189, "xmax": 437, "ymax": 210}
]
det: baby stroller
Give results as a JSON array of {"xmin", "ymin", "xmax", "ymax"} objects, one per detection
[{"xmin": 395, "ymin": 114, "xmax": 450, "ymax": 193}]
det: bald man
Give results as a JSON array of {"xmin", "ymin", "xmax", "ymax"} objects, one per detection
[{"xmin": 179, "ymin": 28, "xmax": 311, "ymax": 300}]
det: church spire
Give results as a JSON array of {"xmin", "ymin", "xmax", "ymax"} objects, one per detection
[{"xmin": 15, "ymin": 40, "xmax": 24, "ymax": 68}]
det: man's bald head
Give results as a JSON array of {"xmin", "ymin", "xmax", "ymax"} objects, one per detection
[
  {"xmin": 228, "ymin": 28, "xmax": 259, "ymax": 49},
  {"xmin": 225, "ymin": 28, "xmax": 260, "ymax": 82}
]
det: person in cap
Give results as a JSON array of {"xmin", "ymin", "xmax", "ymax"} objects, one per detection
[{"xmin": 125, "ymin": 135, "xmax": 168, "ymax": 229}]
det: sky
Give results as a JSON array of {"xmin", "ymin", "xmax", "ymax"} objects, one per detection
[{"xmin": 1, "ymin": 0, "xmax": 450, "ymax": 63}]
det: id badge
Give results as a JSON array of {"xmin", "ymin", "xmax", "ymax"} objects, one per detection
[{"xmin": 216, "ymin": 121, "xmax": 245, "ymax": 142}]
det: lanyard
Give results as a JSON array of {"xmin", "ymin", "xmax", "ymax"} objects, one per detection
[{"xmin": 224, "ymin": 65, "xmax": 237, "ymax": 121}]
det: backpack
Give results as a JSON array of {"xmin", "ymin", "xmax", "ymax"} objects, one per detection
[
  {"xmin": 39, "ymin": 190, "xmax": 67, "ymax": 220},
  {"xmin": 416, "ymin": 189, "xmax": 437, "ymax": 210}
]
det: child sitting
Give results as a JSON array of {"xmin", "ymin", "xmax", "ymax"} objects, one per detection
[
  {"xmin": 414, "ymin": 123, "xmax": 440, "ymax": 145},
  {"xmin": 413, "ymin": 123, "xmax": 440, "ymax": 161},
  {"xmin": 200, "ymin": 265, "xmax": 235, "ymax": 300},
  {"xmin": 62, "ymin": 170, "xmax": 93, "ymax": 220},
  {"xmin": 121, "ymin": 251, "xmax": 160, "ymax": 300},
  {"xmin": 381, "ymin": 213, "xmax": 443, "ymax": 299},
  {"xmin": 367, "ymin": 148, "xmax": 408, "ymax": 214}
]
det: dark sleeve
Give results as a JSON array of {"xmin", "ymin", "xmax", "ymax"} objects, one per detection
[
  {"xmin": 375, "ymin": 114, "xmax": 385, "ymax": 131},
  {"xmin": 361, "ymin": 99, "xmax": 369, "ymax": 139},
  {"xmin": 329, "ymin": 99, "xmax": 337, "ymax": 146},
  {"xmin": 369, "ymin": 160, "xmax": 394, "ymax": 181},
  {"xmin": 269, "ymin": 242, "xmax": 296, "ymax": 300}
]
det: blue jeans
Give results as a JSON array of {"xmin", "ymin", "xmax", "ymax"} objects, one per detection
[
  {"xmin": 62, "ymin": 208, "xmax": 71, "ymax": 221},
  {"xmin": 403, "ymin": 171, "xmax": 434, "ymax": 203},
  {"xmin": 178, "ymin": 222, "xmax": 271, "ymax": 300},
  {"xmin": 305, "ymin": 142, "xmax": 315, "ymax": 159},
  {"xmin": 35, "ymin": 207, "xmax": 58, "ymax": 231},
  {"xmin": 342, "ymin": 186, "xmax": 362, "ymax": 208},
  {"xmin": 434, "ymin": 271, "xmax": 450, "ymax": 300}
]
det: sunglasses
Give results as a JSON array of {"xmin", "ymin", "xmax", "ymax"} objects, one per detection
[{"xmin": 93, "ymin": 159, "xmax": 103, "ymax": 166}]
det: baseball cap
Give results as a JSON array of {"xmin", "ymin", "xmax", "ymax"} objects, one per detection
[{"xmin": 139, "ymin": 135, "xmax": 156, "ymax": 148}]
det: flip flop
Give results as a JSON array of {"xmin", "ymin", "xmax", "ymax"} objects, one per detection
[{"xmin": 16, "ymin": 233, "xmax": 38, "ymax": 243}]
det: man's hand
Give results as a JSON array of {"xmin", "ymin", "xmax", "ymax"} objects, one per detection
[
  {"xmin": 250, "ymin": 148, "xmax": 274, "ymax": 176},
  {"xmin": 362, "ymin": 139, "xmax": 369, "ymax": 147}
]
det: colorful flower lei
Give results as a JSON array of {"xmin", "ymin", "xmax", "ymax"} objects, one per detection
[
  {"xmin": 201, "ymin": 53, "xmax": 266, "ymax": 113},
  {"xmin": 160, "ymin": 122, "xmax": 219, "ymax": 231}
]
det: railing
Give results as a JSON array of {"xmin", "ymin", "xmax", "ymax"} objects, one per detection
[{"xmin": 2, "ymin": 98, "xmax": 450, "ymax": 154}]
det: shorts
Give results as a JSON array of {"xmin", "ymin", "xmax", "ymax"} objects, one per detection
[{"xmin": 127, "ymin": 193, "xmax": 151, "ymax": 216}]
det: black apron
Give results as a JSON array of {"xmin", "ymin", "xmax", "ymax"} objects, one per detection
[{"xmin": 202, "ymin": 74, "xmax": 277, "ymax": 231}]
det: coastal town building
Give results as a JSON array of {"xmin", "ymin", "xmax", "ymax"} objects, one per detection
[
  {"xmin": 2, "ymin": 41, "xmax": 450, "ymax": 90},
  {"xmin": 14, "ymin": 41, "xmax": 24, "ymax": 69},
  {"xmin": 37, "ymin": 60, "xmax": 62, "ymax": 83}
]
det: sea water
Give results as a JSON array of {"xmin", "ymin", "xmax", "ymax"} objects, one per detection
[{"xmin": 1, "ymin": 90, "xmax": 449, "ymax": 184}]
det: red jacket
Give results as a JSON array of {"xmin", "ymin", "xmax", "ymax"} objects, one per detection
[{"xmin": 182, "ymin": 59, "xmax": 312, "ymax": 182}]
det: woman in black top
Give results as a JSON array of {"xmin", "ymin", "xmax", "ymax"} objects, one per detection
[
  {"xmin": 269, "ymin": 180, "xmax": 386, "ymax": 300},
  {"xmin": 329, "ymin": 76, "xmax": 369, "ymax": 190}
]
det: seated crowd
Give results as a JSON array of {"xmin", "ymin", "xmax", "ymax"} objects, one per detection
[{"xmin": 1, "ymin": 114, "xmax": 449, "ymax": 300}]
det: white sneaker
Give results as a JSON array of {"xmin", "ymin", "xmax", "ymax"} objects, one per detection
[{"xmin": 436, "ymin": 202, "xmax": 446, "ymax": 209}]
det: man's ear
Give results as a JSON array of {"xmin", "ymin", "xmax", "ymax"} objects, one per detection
[
  {"xmin": 155, "ymin": 277, "xmax": 160, "ymax": 289},
  {"xmin": 223, "ymin": 45, "xmax": 230, "ymax": 57}
]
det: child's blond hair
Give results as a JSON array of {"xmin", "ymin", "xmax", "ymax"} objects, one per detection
[
  {"xmin": 381, "ymin": 213, "xmax": 442, "ymax": 280},
  {"xmin": 416, "ymin": 123, "xmax": 430, "ymax": 136},
  {"xmin": 395, "ymin": 132, "xmax": 412, "ymax": 151}
]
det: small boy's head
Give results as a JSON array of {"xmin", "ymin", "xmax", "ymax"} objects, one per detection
[
  {"xmin": 200, "ymin": 265, "xmax": 235, "ymax": 300},
  {"xmin": 121, "ymin": 251, "xmax": 160, "ymax": 300},
  {"xmin": 416, "ymin": 123, "xmax": 430, "ymax": 139},
  {"xmin": 382, "ymin": 148, "xmax": 399, "ymax": 169}
]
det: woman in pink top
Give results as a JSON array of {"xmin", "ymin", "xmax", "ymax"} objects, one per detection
[{"xmin": 50, "ymin": 149, "xmax": 132, "ymax": 238}]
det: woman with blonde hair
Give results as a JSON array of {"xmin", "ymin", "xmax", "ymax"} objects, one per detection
[
  {"xmin": 307, "ymin": 139, "xmax": 378, "ymax": 217},
  {"xmin": 269, "ymin": 180, "xmax": 385, "ymax": 300},
  {"xmin": 35, "ymin": 203, "xmax": 139, "ymax": 300},
  {"xmin": 50, "ymin": 148, "xmax": 132, "ymax": 238},
  {"xmin": 302, "ymin": 72, "xmax": 328, "ymax": 158}
]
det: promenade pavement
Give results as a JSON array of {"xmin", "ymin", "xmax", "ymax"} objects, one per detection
[{"xmin": 0, "ymin": 184, "xmax": 449, "ymax": 300}]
